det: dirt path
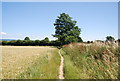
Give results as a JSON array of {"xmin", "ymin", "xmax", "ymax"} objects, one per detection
[{"xmin": 58, "ymin": 49, "xmax": 64, "ymax": 79}]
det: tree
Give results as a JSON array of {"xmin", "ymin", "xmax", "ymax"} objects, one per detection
[
  {"xmin": 16, "ymin": 40, "xmax": 22, "ymax": 46},
  {"xmin": 87, "ymin": 41, "xmax": 90, "ymax": 43},
  {"xmin": 8, "ymin": 40, "xmax": 16, "ymax": 46},
  {"xmin": 106, "ymin": 36, "xmax": 115, "ymax": 42},
  {"xmin": 2, "ymin": 41, "xmax": 8, "ymax": 45},
  {"xmin": 78, "ymin": 37, "xmax": 83, "ymax": 42},
  {"xmin": 40, "ymin": 37, "xmax": 49, "ymax": 46},
  {"xmin": 49, "ymin": 40, "xmax": 61, "ymax": 46},
  {"xmin": 24, "ymin": 37, "xmax": 30, "ymax": 41},
  {"xmin": 118, "ymin": 39, "xmax": 120, "ymax": 42},
  {"xmin": 64, "ymin": 36, "xmax": 78, "ymax": 44},
  {"xmin": 35, "ymin": 40, "xmax": 40, "ymax": 46},
  {"xmin": 44, "ymin": 37, "xmax": 49, "ymax": 43},
  {"xmin": 53, "ymin": 13, "xmax": 82, "ymax": 45}
]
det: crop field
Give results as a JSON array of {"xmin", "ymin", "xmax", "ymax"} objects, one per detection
[
  {"xmin": 2, "ymin": 46, "xmax": 60, "ymax": 79},
  {"xmin": 62, "ymin": 43, "xmax": 119, "ymax": 79},
  {"xmin": 1, "ymin": 42, "xmax": 119, "ymax": 79}
]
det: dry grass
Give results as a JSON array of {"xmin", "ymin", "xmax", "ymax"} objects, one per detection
[
  {"xmin": 1, "ymin": 46, "xmax": 59, "ymax": 79},
  {"xmin": 0, "ymin": 46, "xmax": 2, "ymax": 80},
  {"xmin": 62, "ymin": 43, "xmax": 119, "ymax": 79}
]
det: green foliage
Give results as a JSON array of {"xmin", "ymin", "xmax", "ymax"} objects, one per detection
[
  {"xmin": 78, "ymin": 37, "xmax": 83, "ymax": 42},
  {"xmin": 2, "ymin": 37, "xmax": 61, "ymax": 46},
  {"xmin": 24, "ymin": 37, "xmax": 30, "ymax": 41},
  {"xmin": 44, "ymin": 37, "xmax": 49, "ymax": 42},
  {"xmin": 15, "ymin": 40, "xmax": 22, "ymax": 45},
  {"xmin": 2, "ymin": 41, "xmax": 8, "ymax": 45},
  {"xmin": 53, "ymin": 13, "xmax": 82, "ymax": 45},
  {"xmin": 40, "ymin": 37, "xmax": 49, "ymax": 46},
  {"xmin": 35, "ymin": 40, "xmax": 40, "ymax": 46},
  {"xmin": 64, "ymin": 36, "xmax": 78, "ymax": 44},
  {"xmin": 106, "ymin": 36, "xmax": 115, "ymax": 42},
  {"xmin": 43, "ymin": 37, "xmax": 49, "ymax": 43},
  {"xmin": 49, "ymin": 40, "xmax": 61, "ymax": 46},
  {"xmin": 62, "ymin": 43, "xmax": 118, "ymax": 79}
]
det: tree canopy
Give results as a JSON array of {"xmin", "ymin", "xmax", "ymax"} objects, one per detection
[
  {"xmin": 53, "ymin": 13, "xmax": 82, "ymax": 45},
  {"xmin": 24, "ymin": 37, "xmax": 30, "ymax": 40},
  {"xmin": 106, "ymin": 36, "xmax": 115, "ymax": 42}
]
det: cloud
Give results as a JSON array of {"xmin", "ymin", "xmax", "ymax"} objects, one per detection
[{"xmin": 0, "ymin": 32, "xmax": 7, "ymax": 35}]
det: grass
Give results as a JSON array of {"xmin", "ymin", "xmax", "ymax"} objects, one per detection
[
  {"xmin": 62, "ymin": 43, "xmax": 119, "ymax": 79},
  {"xmin": 2, "ymin": 43, "xmax": 119, "ymax": 79},
  {"xmin": 2, "ymin": 46, "xmax": 60, "ymax": 79},
  {"xmin": 0, "ymin": 46, "xmax": 2, "ymax": 80}
]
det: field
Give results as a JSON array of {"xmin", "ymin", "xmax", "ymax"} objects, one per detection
[
  {"xmin": 1, "ymin": 42, "xmax": 119, "ymax": 79},
  {"xmin": 62, "ymin": 43, "xmax": 119, "ymax": 79},
  {"xmin": 2, "ymin": 46, "xmax": 60, "ymax": 79}
]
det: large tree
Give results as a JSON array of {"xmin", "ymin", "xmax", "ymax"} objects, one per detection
[{"xmin": 53, "ymin": 13, "xmax": 82, "ymax": 45}]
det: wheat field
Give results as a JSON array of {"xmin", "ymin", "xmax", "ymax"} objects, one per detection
[{"xmin": 1, "ymin": 46, "xmax": 60, "ymax": 79}]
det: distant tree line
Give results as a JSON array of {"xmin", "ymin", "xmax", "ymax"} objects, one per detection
[
  {"xmin": 1, "ymin": 36, "xmax": 82, "ymax": 46},
  {"xmin": 1, "ymin": 37, "xmax": 62, "ymax": 46},
  {"xmin": 86, "ymin": 36, "xmax": 119, "ymax": 44},
  {"xmin": 1, "ymin": 36, "xmax": 119, "ymax": 46}
]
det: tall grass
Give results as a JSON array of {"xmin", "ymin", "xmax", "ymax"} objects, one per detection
[
  {"xmin": 17, "ymin": 48, "xmax": 60, "ymax": 79},
  {"xmin": 0, "ymin": 46, "xmax": 2, "ymax": 80},
  {"xmin": 62, "ymin": 43, "xmax": 119, "ymax": 79}
]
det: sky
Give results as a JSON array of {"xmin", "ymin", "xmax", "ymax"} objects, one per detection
[
  {"xmin": 1, "ymin": 0, "xmax": 119, "ymax": 2},
  {"xmin": 1, "ymin": 2, "xmax": 118, "ymax": 41}
]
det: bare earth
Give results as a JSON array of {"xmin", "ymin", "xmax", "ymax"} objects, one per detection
[{"xmin": 58, "ymin": 50, "xmax": 64, "ymax": 79}]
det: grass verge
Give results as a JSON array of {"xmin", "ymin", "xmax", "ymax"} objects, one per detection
[{"xmin": 62, "ymin": 43, "xmax": 119, "ymax": 79}]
